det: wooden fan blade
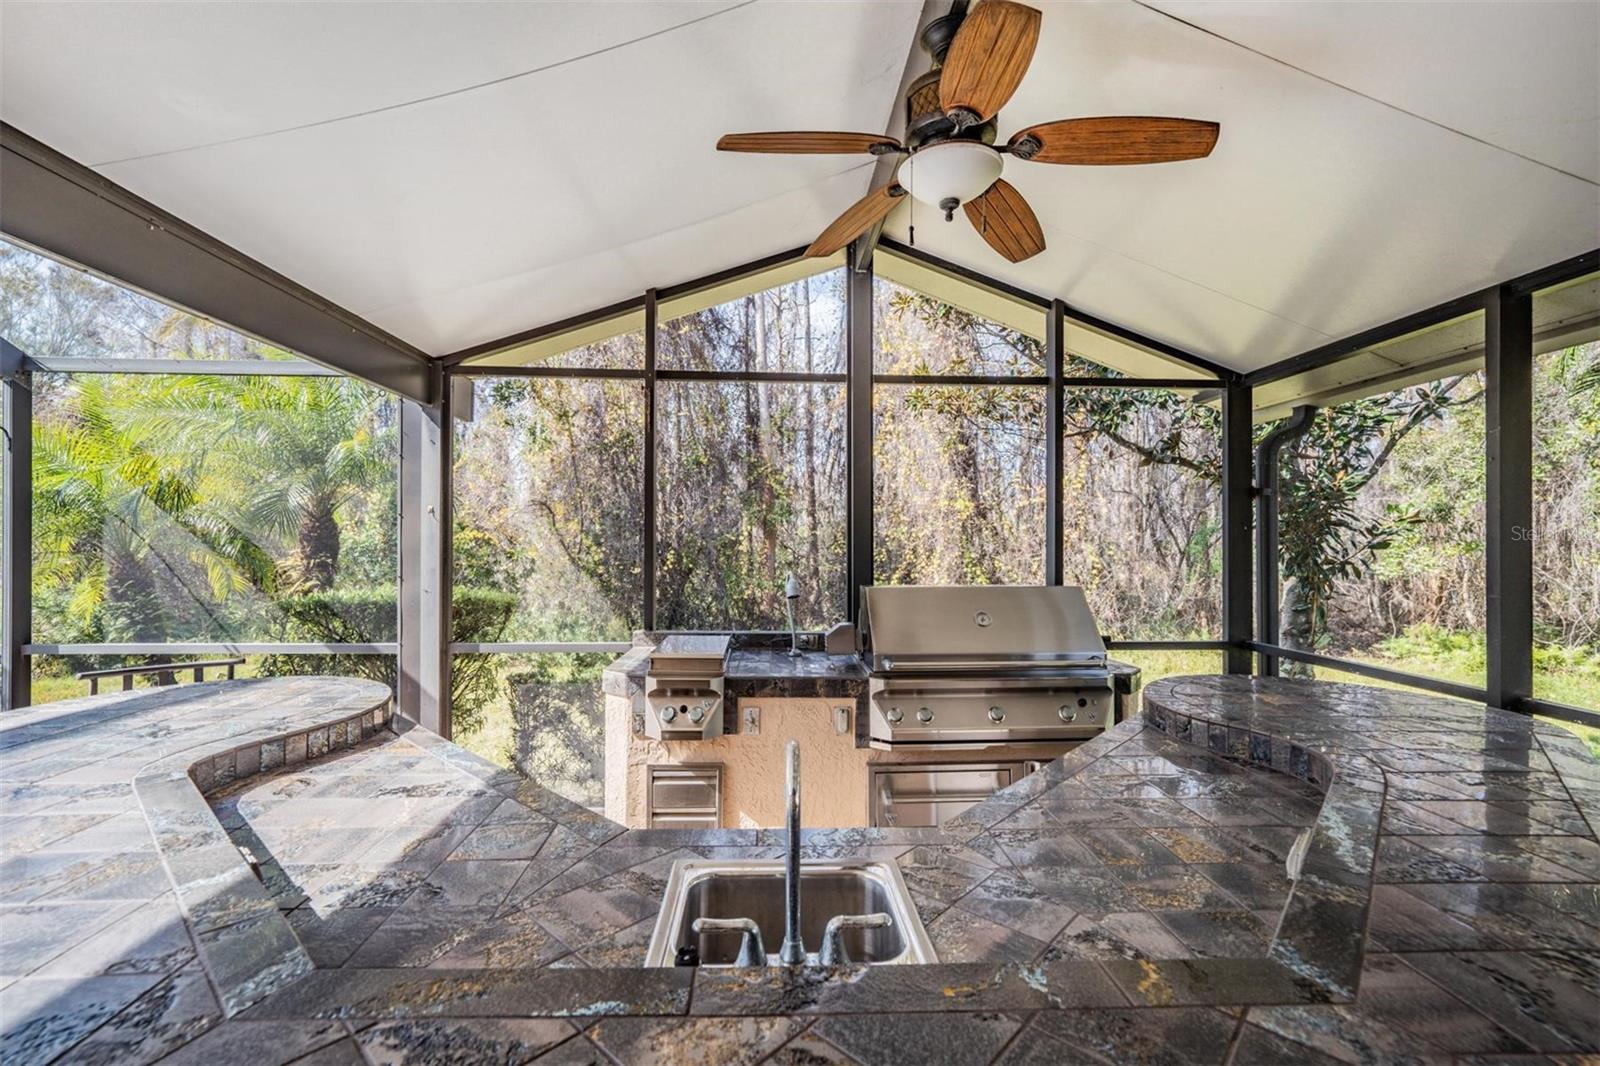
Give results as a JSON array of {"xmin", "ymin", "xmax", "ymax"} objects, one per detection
[
  {"xmin": 1008, "ymin": 117, "xmax": 1220, "ymax": 165},
  {"xmin": 717, "ymin": 131, "xmax": 902, "ymax": 155},
  {"xmin": 963, "ymin": 179, "xmax": 1044, "ymax": 263},
  {"xmin": 939, "ymin": 1, "xmax": 1042, "ymax": 126},
  {"xmin": 806, "ymin": 185, "xmax": 906, "ymax": 258}
]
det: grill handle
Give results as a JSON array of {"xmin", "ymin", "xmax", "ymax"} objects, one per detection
[{"xmin": 872, "ymin": 657, "xmax": 1107, "ymax": 673}]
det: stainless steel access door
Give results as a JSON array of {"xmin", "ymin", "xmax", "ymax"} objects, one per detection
[{"xmin": 868, "ymin": 763, "xmax": 1026, "ymax": 828}]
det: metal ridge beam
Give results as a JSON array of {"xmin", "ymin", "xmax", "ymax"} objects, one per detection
[
  {"xmin": 876, "ymin": 237, "xmax": 1050, "ymax": 309},
  {"xmin": 1504, "ymin": 248, "xmax": 1600, "ymax": 297},
  {"xmin": 1245, "ymin": 291, "xmax": 1488, "ymax": 389},
  {"xmin": 655, "ymin": 245, "xmax": 812, "ymax": 303},
  {"xmin": 1, "ymin": 124, "xmax": 432, "ymax": 401}
]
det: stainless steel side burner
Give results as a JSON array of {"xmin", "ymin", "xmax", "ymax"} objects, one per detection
[{"xmin": 644, "ymin": 634, "xmax": 731, "ymax": 740}]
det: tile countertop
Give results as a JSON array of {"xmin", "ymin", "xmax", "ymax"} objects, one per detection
[{"xmin": 0, "ymin": 676, "xmax": 1596, "ymax": 1064}]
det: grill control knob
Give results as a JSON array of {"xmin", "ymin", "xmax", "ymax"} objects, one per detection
[
  {"xmin": 688, "ymin": 706, "xmax": 705, "ymax": 724},
  {"xmin": 916, "ymin": 708, "xmax": 934, "ymax": 724},
  {"xmin": 886, "ymin": 707, "xmax": 904, "ymax": 724},
  {"xmin": 1058, "ymin": 706, "xmax": 1077, "ymax": 723},
  {"xmin": 987, "ymin": 706, "xmax": 1005, "ymax": 723},
  {"xmin": 660, "ymin": 706, "xmax": 678, "ymax": 723}
]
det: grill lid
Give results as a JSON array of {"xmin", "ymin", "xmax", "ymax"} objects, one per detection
[
  {"xmin": 647, "ymin": 634, "xmax": 731, "ymax": 679},
  {"xmin": 861, "ymin": 585, "xmax": 1106, "ymax": 672}
]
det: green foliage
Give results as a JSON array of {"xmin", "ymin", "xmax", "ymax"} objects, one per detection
[
  {"xmin": 29, "ymin": 369, "xmax": 396, "ymax": 646},
  {"xmin": 502, "ymin": 655, "xmax": 611, "ymax": 807},
  {"xmin": 103, "ymin": 373, "xmax": 397, "ymax": 591},
  {"xmin": 1375, "ymin": 623, "xmax": 1486, "ymax": 671},
  {"xmin": 32, "ymin": 374, "xmax": 282, "ymax": 640},
  {"xmin": 882, "ymin": 288, "xmax": 1222, "ymax": 635},
  {"xmin": 454, "ymin": 376, "xmax": 644, "ymax": 639},
  {"xmin": 258, "ymin": 586, "xmax": 516, "ymax": 734}
]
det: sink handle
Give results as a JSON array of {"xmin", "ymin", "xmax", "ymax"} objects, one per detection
[
  {"xmin": 818, "ymin": 912, "xmax": 892, "ymax": 967},
  {"xmin": 691, "ymin": 916, "xmax": 768, "ymax": 969}
]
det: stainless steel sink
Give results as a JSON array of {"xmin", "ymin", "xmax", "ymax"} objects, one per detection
[{"xmin": 644, "ymin": 858, "xmax": 937, "ymax": 967}]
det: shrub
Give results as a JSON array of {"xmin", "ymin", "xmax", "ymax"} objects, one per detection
[
  {"xmin": 257, "ymin": 585, "xmax": 516, "ymax": 734},
  {"xmin": 503, "ymin": 654, "xmax": 610, "ymax": 808}
]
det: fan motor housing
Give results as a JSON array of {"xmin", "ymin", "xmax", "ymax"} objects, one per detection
[{"xmin": 905, "ymin": 68, "xmax": 997, "ymax": 150}]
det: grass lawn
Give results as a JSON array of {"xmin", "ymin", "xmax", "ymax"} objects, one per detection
[
  {"xmin": 29, "ymin": 655, "xmax": 273, "ymax": 705},
  {"xmin": 1322, "ymin": 628, "xmax": 1600, "ymax": 759},
  {"xmin": 455, "ymin": 660, "xmax": 518, "ymax": 769},
  {"xmin": 1108, "ymin": 637, "xmax": 1600, "ymax": 761}
]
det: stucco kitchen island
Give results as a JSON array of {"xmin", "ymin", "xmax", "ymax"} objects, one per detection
[{"xmin": 2, "ymin": 674, "xmax": 1596, "ymax": 1065}]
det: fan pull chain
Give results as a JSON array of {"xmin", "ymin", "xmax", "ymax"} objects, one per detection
[{"xmin": 908, "ymin": 193, "xmax": 915, "ymax": 248}]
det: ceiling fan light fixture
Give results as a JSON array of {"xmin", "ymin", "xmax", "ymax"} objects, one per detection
[{"xmin": 899, "ymin": 141, "xmax": 1004, "ymax": 214}]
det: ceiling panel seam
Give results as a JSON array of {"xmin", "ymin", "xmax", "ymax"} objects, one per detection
[
  {"xmin": 87, "ymin": 0, "xmax": 762, "ymax": 168},
  {"xmin": 1134, "ymin": 0, "xmax": 1599, "ymax": 188}
]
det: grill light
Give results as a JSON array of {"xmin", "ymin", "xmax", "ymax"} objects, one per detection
[{"xmin": 899, "ymin": 141, "xmax": 1004, "ymax": 221}]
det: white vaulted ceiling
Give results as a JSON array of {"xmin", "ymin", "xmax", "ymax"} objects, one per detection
[
  {"xmin": 878, "ymin": 0, "xmax": 1600, "ymax": 370},
  {"xmin": 0, "ymin": 1, "xmax": 920, "ymax": 354},
  {"xmin": 2, "ymin": 0, "xmax": 1597, "ymax": 372}
]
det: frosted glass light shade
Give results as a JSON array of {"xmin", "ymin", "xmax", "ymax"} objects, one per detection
[{"xmin": 899, "ymin": 141, "xmax": 1004, "ymax": 207}]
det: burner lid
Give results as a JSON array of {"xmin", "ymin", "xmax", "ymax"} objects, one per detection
[{"xmin": 647, "ymin": 634, "xmax": 731, "ymax": 678}]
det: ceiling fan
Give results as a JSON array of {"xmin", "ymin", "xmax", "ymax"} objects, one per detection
[{"xmin": 716, "ymin": 0, "xmax": 1219, "ymax": 264}]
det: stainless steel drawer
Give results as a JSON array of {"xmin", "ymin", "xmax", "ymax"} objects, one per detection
[
  {"xmin": 869, "ymin": 763, "xmax": 1023, "ymax": 828},
  {"xmin": 647, "ymin": 764, "xmax": 722, "ymax": 829},
  {"xmin": 649, "ymin": 812, "xmax": 720, "ymax": 829}
]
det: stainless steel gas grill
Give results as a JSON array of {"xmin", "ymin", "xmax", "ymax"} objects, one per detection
[{"xmin": 859, "ymin": 585, "xmax": 1118, "ymax": 750}]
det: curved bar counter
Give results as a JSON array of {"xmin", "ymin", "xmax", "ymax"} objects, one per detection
[{"xmin": 1, "ymin": 674, "xmax": 1595, "ymax": 1064}]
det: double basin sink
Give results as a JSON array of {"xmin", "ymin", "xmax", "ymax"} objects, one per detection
[{"xmin": 644, "ymin": 858, "xmax": 937, "ymax": 967}]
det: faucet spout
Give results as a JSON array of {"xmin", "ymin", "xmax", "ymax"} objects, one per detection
[{"xmin": 778, "ymin": 739, "xmax": 806, "ymax": 964}]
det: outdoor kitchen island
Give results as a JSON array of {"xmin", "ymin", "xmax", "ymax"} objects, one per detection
[
  {"xmin": 604, "ymin": 588, "xmax": 1146, "ymax": 832},
  {"xmin": 2, "ymin": 675, "xmax": 1597, "ymax": 1065}
]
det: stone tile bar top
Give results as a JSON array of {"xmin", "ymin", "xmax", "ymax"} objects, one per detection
[
  {"xmin": 0, "ymin": 677, "xmax": 392, "ymax": 1065},
  {"xmin": 2, "ymin": 674, "xmax": 1597, "ymax": 1065}
]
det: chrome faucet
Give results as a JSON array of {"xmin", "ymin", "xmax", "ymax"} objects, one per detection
[{"xmin": 778, "ymin": 739, "xmax": 806, "ymax": 964}]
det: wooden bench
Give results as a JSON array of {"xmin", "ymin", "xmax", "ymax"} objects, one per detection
[{"xmin": 76, "ymin": 657, "xmax": 246, "ymax": 695}]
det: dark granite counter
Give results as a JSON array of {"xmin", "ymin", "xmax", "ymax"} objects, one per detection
[
  {"xmin": 602, "ymin": 643, "xmax": 867, "ymax": 701},
  {"xmin": 603, "ymin": 639, "xmax": 1141, "ymax": 718},
  {"xmin": 2, "ymin": 674, "xmax": 1596, "ymax": 1065},
  {"xmin": 724, "ymin": 649, "xmax": 869, "ymax": 700}
]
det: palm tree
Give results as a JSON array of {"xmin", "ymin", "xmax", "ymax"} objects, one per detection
[
  {"xmin": 119, "ymin": 374, "xmax": 395, "ymax": 591},
  {"xmin": 32, "ymin": 374, "xmax": 278, "ymax": 640}
]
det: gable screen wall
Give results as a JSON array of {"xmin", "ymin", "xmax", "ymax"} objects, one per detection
[{"xmin": 445, "ymin": 249, "xmax": 1237, "ymax": 733}]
